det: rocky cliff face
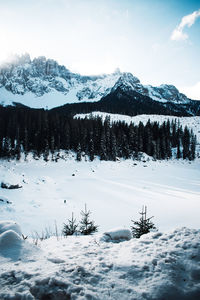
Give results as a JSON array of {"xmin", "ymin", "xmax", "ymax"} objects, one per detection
[
  {"xmin": 112, "ymin": 73, "xmax": 189, "ymax": 104},
  {"xmin": 0, "ymin": 54, "xmax": 194, "ymax": 109},
  {"xmin": 0, "ymin": 55, "xmax": 123, "ymax": 108},
  {"xmin": 0, "ymin": 54, "xmax": 78, "ymax": 96}
]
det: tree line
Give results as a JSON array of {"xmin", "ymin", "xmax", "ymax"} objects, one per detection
[{"xmin": 0, "ymin": 106, "xmax": 196, "ymax": 161}]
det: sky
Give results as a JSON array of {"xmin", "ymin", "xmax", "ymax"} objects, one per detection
[{"xmin": 0, "ymin": 0, "xmax": 200, "ymax": 99}]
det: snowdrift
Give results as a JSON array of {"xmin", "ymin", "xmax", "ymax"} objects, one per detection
[
  {"xmin": 0, "ymin": 221, "xmax": 38, "ymax": 262},
  {"xmin": 1, "ymin": 222, "xmax": 200, "ymax": 300},
  {"xmin": 101, "ymin": 227, "xmax": 132, "ymax": 242},
  {"xmin": 0, "ymin": 220, "xmax": 22, "ymax": 236}
]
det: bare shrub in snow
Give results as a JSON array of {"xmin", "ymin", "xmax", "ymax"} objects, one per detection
[{"xmin": 32, "ymin": 222, "xmax": 60, "ymax": 244}]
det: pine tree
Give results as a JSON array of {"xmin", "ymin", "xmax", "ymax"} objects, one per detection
[
  {"xmin": 79, "ymin": 204, "xmax": 98, "ymax": 235},
  {"xmin": 176, "ymin": 138, "xmax": 181, "ymax": 159},
  {"xmin": 63, "ymin": 213, "xmax": 79, "ymax": 236},
  {"xmin": 50, "ymin": 135, "xmax": 55, "ymax": 161},
  {"xmin": 110, "ymin": 131, "xmax": 117, "ymax": 161},
  {"xmin": 89, "ymin": 137, "xmax": 94, "ymax": 161},
  {"xmin": 24, "ymin": 128, "xmax": 28, "ymax": 160},
  {"xmin": 43, "ymin": 138, "xmax": 49, "ymax": 162},
  {"xmin": 182, "ymin": 126, "xmax": 190, "ymax": 159},
  {"xmin": 76, "ymin": 143, "xmax": 82, "ymax": 161},
  {"xmin": 14, "ymin": 127, "xmax": 21, "ymax": 161},
  {"xmin": 3, "ymin": 137, "xmax": 12, "ymax": 159},
  {"xmin": 190, "ymin": 133, "xmax": 196, "ymax": 160},
  {"xmin": 100, "ymin": 131, "xmax": 107, "ymax": 160},
  {"xmin": 131, "ymin": 206, "xmax": 156, "ymax": 238}
]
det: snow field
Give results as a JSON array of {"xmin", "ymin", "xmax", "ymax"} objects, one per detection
[{"xmin": 0, "ymin": 156, "xmax": 200, "ymax": 236}]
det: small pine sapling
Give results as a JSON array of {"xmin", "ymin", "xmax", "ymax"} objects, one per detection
[
  {"xmin": 63, "ymin": 213, "xmax": 79, "ymax": 236},
  {"xmin": 131, "ymin": 206, "xmax": 156, "ymax": 238},
  {"xmin": 79, "ymin": 204, "xmax": 98, "ymax": 235}
]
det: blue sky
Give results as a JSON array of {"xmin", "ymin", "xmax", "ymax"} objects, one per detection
[{"xmin": 0, "ymin": 0, "xmax": 199, "ymax": 99}]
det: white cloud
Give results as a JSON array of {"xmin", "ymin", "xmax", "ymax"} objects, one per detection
[
  {"xmin": 180, "ymin": 82, "xmax": 200, "ymax": 100},
  {"xmin": 171, "ymin": 9, "xmax": 200, "ymax": 41}
]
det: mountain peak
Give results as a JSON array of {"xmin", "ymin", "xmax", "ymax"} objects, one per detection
[
  {"xmin": 155, "ymin": 84, "xmax": 189, "ymax": 103},
  {"xmin": 113, "ymin": 68, "xmax": 121, "ymax": 74},
  {"xmin": 0, "ymin": 54, "xmax": 194, "ymax": 109},
  {"xmin": 112, "ymin": 72, "xmax": 140, "ymax": 92}
]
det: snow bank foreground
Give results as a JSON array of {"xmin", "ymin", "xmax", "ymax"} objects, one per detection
[{"xmin": 1, "ymin": 222, "xmax": 200, "ymax": 300}]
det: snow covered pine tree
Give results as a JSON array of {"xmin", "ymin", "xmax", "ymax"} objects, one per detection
[
  {"xmin": 131, "ymin": 206, "xmax": 157, "ymax": 238},
  {"xmin": 79, "ymin": 204, "xmax": 98, "ymax": 235},
  {"xmin": 63, "ymin": 213, "xmax": 79, "ymax": 236}
]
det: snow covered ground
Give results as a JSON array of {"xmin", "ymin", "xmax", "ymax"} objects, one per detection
[
  {"xmin": 1, "ymin": 111, "xmax": 200, "ymax": 299},
  {"xmin": 0, "ymin": 155, "xmax": 200, "ymax": 236},
  {"xmin": 1, "ymin": 221, "xmax": 200, "ymax": 299},
  {"xmin": 0, "ymin": 87, "xmax": 89, "ymax": 109},
  {"xmin": 0, "ymin": 113, "xmax": 200, "ymax": 299}
]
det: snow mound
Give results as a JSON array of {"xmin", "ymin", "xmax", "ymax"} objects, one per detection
[
  {"xmin": 0, "ymin": 229, "xmax": 23, "ymax": 249},
  {"xmin": 101, "ymin": 227, "xmax": 132, "ymax": 242},
  {"xmin": 0, "ymin": 221, "xmax": 23, "ymax": 255},
  {"xmin": 0, "ymin": 221, "xmax": 39, "ymax": 261},
  {"xmin": 0, "ymin": 220, "xmax": 22, "ymax": 235}
]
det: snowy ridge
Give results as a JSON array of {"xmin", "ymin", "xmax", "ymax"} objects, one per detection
[
  {"xmin": 111, "ymin": 73, "xmax": 190, "ymax": 103},
  {"xmin": 0, "ymin": 54, "xmax": 194, "ymax": 109},
  {"xmin": 0, "ymin": 55, "xmax": 122, "ymax": 109},
  {"xmin": 1, "ymin": 221, "xmax": 200, "ymax": 299},
  {"xmin": 75, "ymin": 112, "xmax": 200, "ymax": 143},
  {"xmin": 144, "ymin": 84, "xmax": 189, "ymax": 103}
]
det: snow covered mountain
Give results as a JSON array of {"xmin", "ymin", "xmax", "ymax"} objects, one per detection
[
  {"xmin": 0, "ymin": 54, "xmax": 121, "ymax": 108},
  {"xmin": 112, "ymin": 72, "xmax": 189, "ymax": 104},
  {"xmin": 0, "ymin": 54, "xmax": 196, "ymax": 109}
]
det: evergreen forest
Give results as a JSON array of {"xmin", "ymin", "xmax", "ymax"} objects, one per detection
[{"xmin": 0, "ymin": 106, "xmax": 196, "ymax": 161}]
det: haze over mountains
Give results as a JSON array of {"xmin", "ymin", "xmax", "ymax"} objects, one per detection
[{"xmin": 0, "ymin": 54, "xmax": 199, "ymax": 115}]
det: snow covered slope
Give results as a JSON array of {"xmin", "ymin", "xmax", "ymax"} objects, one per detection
[
  {"xmin": 1, "ymin": 221, "xmax": 200, "ymax": 299},
  {"xmin": 0, "ymin": 157, "xmax": 200, "ymax": 236},
  {"xmin": 0, "ymin": 55, "xmax": 121, "ymax": 109},
  {"xmin": 112, "ymin": 72, "xmax": 190, "ymax": 103},
  {"xmin": 0, "ymin": 54, "xmax": 197, "ymax": 109}
]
